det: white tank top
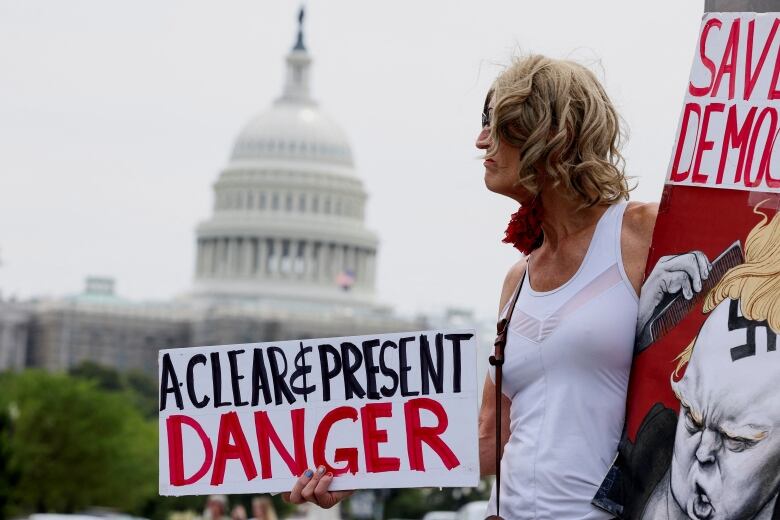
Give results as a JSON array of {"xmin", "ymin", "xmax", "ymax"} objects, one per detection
[{"xmin": 486, "ymin": 202, "xmax": 637, "ymax": 520}]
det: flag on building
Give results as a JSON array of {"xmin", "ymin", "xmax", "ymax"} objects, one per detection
[{"xmin": 335, "ymin": 269, "xmax": 356, "ymax": 291}]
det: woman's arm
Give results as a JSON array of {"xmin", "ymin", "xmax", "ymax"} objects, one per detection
[
  {"xmin": 479, "ymin": 375, "xmax": 512, "ymax": 476},
  {"xmin": 479, "ymin": 258, "xmax": 526, "ymax": 476}
]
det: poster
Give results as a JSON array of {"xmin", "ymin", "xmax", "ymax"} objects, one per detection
[
  {"xmin": 158, "ymin": 329, "xmax": 479, "ymax": 496},
  {"xmin": 595, "ymin": 12, "xmax": 780, "ymax": 519}
]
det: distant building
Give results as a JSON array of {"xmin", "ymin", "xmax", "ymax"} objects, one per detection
[{"xmin": 0, "ymin": 12, "xmax": 423, "ymax": 376}]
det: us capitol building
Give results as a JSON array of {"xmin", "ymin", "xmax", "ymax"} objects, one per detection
[{"xmin": 0, "ymin": 15, "xmax": 431, "ymax": 377}]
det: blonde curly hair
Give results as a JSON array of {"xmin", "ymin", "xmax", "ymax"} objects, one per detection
[
  {"xmin": 674, "ymin": 202, "xmax": 780, "ymax": 377},
  {"xmin": 485, "ymin": 54, "xmax": 631, "ymax": 207}
]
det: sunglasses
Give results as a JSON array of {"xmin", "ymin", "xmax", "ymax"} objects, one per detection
[{"xmin": 481, "ymin": 108, "xmax": 493, "ymax": 128}]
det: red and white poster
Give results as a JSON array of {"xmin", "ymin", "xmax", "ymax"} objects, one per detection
[
  {"xmin": 595, "ymin": 12, "xmax": 780, "ymax": 519},
  {"xmin": 158, "ymin": 329, "xmax": 479, "ymax": 496}
]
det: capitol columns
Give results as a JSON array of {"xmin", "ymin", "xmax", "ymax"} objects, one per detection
[
  {"xmin": 366, "ymin": 249, "xmax": 376, "ymax": 288},
  {"xmin": 274, "ymin": 237, "xmax": 284, "ymax": 279},
  {"xmin": 242, "ymin": 237, "xmax": 254, "ymax": 277},
  {"xmin": 226, "ymin": 238, "xmax": 238, "ymax": 277},
  {"xmin": 256, "ymin": 237, "xmax": 268, "ymax": 278},
  {"xmin": 303, "ymin": 239, "xmax": 316, "ymax": 280}
]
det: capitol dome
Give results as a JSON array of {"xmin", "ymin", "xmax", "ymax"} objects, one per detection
[
  {"xmin": 231, "ymin": 103, "xmax": 354, "ymax": 167},
  {"xmin": 191, "ymin": 12, "xmax": 379, "ymax": 307}
]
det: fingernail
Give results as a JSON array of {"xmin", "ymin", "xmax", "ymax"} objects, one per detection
[
  {"xmin": 304, "ymin": 469, "xmax": 314, "ymax": 478},
  {"xmin": 318, "ymin": 465, "xmax": 326, "ymax": 474},
  {"xmin": 326, "ymin": 472, "xmax": 333, "ymax": 477}
]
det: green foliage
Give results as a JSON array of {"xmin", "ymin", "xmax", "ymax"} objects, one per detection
[
  {"xmin": 382, "ymin": 483, "xmax": 492, "ymax": 519},
  {"xmin": 70, "ymin": 361, "xmax": 158, "ymax": 418},
  {"xmin": 0, "ymin": 370, "xmax": 157, "ymax": 517},
  {"xmin": 0, "ymin": 364, "xmax": 487, "ymax": 520}
]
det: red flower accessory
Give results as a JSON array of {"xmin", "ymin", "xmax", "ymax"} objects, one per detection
[{"xmin": 502, "ymin": 199, "xmax": 544, "ymax": 254}]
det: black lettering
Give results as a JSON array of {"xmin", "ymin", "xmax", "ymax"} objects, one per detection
[
  {"xmin": 318, "ymin": 344, "xmax": 341, "ymax": 402},
  {"xmin": 361, "ymin": 339, "xmax": 381, "ymax": 399},
  {"xmin": 160, "ymin": 353, "xmax": 184, "ymax": 411},
  {"xmin": 340, "ymin": 342, "xmax": 366, "ymax": 399},
  {"xmin": 445, "ymin": 333, "xmax": 472, "ymax": 393},
  {"xmin": 186, "ymin": 354, "xmax": 210, "ymax": 408},
  {"xmin": 251, "ymin": 348, "xmax": 272, "ymax": 406},
  {"xmin": 267, "ymin": 347, "xmax": 296, "ymax": 405},
  {"xmin": 227, "ymin": 349, "xmax": 248, "ymax": 406},
  {"xmin": 379, "ymin": 340, "xmax": 399, "ymax": 398},
  {"xmin": 210, "ymin": 352, "xmax": 231, "ymax": 408},
  {"xmin": 399, "ymin": 336, "xmax": 419, "ymax": 397},
  {"xmin": 420, "ymin": 333, "xmax": 444, "ymax": 395}
]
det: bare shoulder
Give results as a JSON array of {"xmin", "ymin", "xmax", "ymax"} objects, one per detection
[
  {"xmin": 623, "ymin": 201, "xmax": 658, "ymax": 245},
  {"xmin": 621, "ymin": 201, "xmax": 659, "ymax": 292},
  {"xmin": 498, "ymin": 258, "xmax": 528, "ymax": 317}
]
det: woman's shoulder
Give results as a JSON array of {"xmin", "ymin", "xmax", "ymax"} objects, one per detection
[
  {"xmin": 623, "ymin": 201, "xmax": 658, "ymax": 244},
  {"xmin": 498, "ymin": 258, "xmax": 528, "ymax": 316}
]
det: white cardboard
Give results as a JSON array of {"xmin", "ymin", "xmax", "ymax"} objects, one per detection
[{"xmin": 158, "ymin": 329, "xmax": 479, "ymax": 496}]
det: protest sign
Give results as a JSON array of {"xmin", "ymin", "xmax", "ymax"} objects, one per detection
[
  {"xmin": 595, "ymin": 12, "xmax": 780, "ymax": 519},
  {"xmin": 158, "ymin": 329, "xmax": 479, "ymax": 496}
]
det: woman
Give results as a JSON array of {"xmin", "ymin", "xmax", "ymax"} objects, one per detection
[{"xmin": 283, "ymin": 55, "xmax": 658, "ymax": 519}]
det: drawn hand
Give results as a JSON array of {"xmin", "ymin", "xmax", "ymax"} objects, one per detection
[
  {"xmin": 282, "ymin": 466, "xmax": 354, "ymax": 509},
  {"xmin": 637, "ymin": 251, "xmax": 712, "ymax": 339}
]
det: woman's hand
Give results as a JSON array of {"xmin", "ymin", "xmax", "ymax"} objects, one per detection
[{"xmin": 282, "ymin": 466, "xmax": 354, "ymax": 509}]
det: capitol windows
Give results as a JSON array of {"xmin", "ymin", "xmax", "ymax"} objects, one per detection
[
  {"xmin": 272, "ymin": 193, "xmax": 279, "ymax": 210},
  {"xmin": 312, "ymin": 195, "xmax": 319, "ymax": 213},
  {"xmin": 285, "ymin": 193, "xmax": 293, "ymax": 211},
  {"xmin": 324, "ymin": 197, "xmax": 331, "ymax": 214},
  {"xmin": 335, "ymin": 198, "xmax": 342, "ymax": 216},
  {"xmin": 299, "ymin": 193, "xmax": 306, "ymax": 212},
  {"xmin": 259, "ymin": 192, "xmax": 267, "ymax": 210},
  {"xmin": 247, "ymin": 192, "xmax": 254, "ymax": 209}
]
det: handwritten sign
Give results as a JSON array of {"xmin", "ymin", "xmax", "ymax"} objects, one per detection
[
  {"xmin": 158, "ymin": 329, "xmax": 479, "ymax": 496},
  {"xmin": 595, "ymin": 12, "xmax": 780, "ymax": 519},
  {"xmin": 669, "ymin": 12, "xmax": 780, "ymax": 192}
]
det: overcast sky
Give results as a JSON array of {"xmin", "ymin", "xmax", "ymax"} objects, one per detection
[{"xmin": 0, "ymin": 1, "xmax": 705, "ymax": 321}]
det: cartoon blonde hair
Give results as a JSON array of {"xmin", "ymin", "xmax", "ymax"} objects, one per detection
[
  {"xmin": 674, "ymin": 202, "xmax": 780, "ymax": 376},
  {"xmin": 485, "ymin": 54, "xmax": 631, "ymax": 207}
]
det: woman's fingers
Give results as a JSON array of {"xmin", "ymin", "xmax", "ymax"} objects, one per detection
[
  {"xmin": 285, "ymin": 468, "xmax": 315, "ymax": 504},
  {"xmin": 301, "ymin": 465, "xmax": 327, "ymax": 504},
  {"xmin": 284, "ymin": 466, "xmax": 354, "ymax": 508},
  {"xmin": 314, "ymin": 474, "xmax": 354, "ymax": 509}
]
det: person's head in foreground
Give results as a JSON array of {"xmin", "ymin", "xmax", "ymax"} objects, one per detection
[
  {"xmin": 668, "ymin": 206, "xmax": 780, "ymax": 519},
  {"xmin": 477, "ymin": 54, "xmax": 629, "ymax": 208}
]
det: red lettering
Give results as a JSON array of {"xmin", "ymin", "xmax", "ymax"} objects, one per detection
[
  {"xmin": 166, "ymin": 415, "xmax": 213, "ymax": 486},
  {"xmin": 360, "ymin": 402, "xmax": 401, "ymax": 473},
  {"xmin": 254, "ymin": 408, "xmax": 307, "ymax": 479},
  {"xmin": 671, "ymin": 103, "xmax": 702, "ymax": 182},
  {"xmin": 690, "ymin": 18, "xmax": 723, "ymax": 97},
  {"xmin": 211, "ymin": 411, "xmax": 258, "ymax": 486},
  {"xmin": 404, "ymin": 397, "xmax": 459, "ymax": 471},
  {"xmin": 712, "ymin": 19, "xmax": 740, "ymax": 99},
  {"xmin": 745, "ymin": 18, "xmax": 780, "ymax": 100},
  {"xmin": 745, "ymin": 107, "xmax": 779, "ymax": 187},
  {"xmin": 313, "ymin": 406, "xmax": 359, "ymax": 475},
  {"xmin": 770, "ymin": 24, "xmax": 780, "ymax": 99},
  {"xmin": 692, "ymin": 102, "xmax": 725, "ymax": 183},
  {"xmin": 765, "ymin": 129, "xmax": 780, "ymax": 188},
  {"xmin": 718, "ymin": 105, "xmax": 758, "ymax": 184}
]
